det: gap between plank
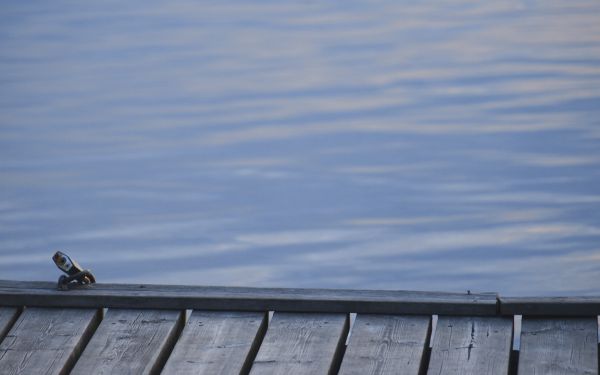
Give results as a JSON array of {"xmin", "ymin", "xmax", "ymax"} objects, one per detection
[
  {"xmin": 240, "ymin": 312, "xmax": 269, "ymax": 375},
  {"xmin": 0, "ymin": 306, "xmax": 22, "ymax": 343},
  {"xmin": 60, "ymin": 308, "xmax": 103, "ymax": 375},
  {"xmin": 508, "ymin": 315, "xmax": 520, "ymax": 375},
  {"xmin": 329, "ymin": 313, "xmax": 350, "ymax": 375},
  {"xmin": 417, "ymin": 315, "xmax": 433, "ymax": 375},
  {"xmin": 149, "ymin": 310, "xmax": 186, "ymax": 375},
  {"xmin": 345, "ymin": 313, "xmax": 357, "ymax": 345}
]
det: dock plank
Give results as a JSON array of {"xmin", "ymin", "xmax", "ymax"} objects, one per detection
[
  {"xmin": 0, "ymin": 307, "xmax": 100, "ymax": 375},
  {"xmin": 0, "ymin": 307, "xmax": 20, "ymax": 342},
  {"xmin": 162, "ymin": 311, "xmax": 267, "ymax": 375},
  {"xmin": 250, "ymin": 312, "xmax": 348, "ymax": 375},
  {"xmin": 0, "ymin": 280, "xmax": 498, "ymax": 315},
  {"xmin": 338, "ymin": 314, "xmax": 430, "ymax": 375},
  {"xmin": 427, "ymin": 316, "xmax": 512, "ymax": 375},
  {"xmin": 519, "ymin": 317, "xmax": 598, "ymax": 375},
  {"xmin": 70, "ymin": 309, "xmax": 183, "ymax": 375}
]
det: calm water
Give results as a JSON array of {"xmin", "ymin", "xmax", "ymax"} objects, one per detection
[{"xmin": 1, "ymin": 1, "xmax": 600, "ymax": 295}]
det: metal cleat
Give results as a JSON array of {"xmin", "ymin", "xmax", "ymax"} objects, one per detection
[{"xmin": 52, "ymin": 251, "xmax": 96, "ymax": 291}]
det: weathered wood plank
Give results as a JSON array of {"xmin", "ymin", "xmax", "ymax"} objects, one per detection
[
  {"xmin": 70, "ymin": 309, "xmax": 184, "ymax": 375},
  {"xmin": 0, "ymin": 280, "xmax": 498, "ymax": 315},
  {"xmin": 500, "ymin": 296, "xmax": 600, "ymax": 316},
  {"xmin": 250, "ymin": 312, "xmax": 348, "ymax": 374},
  {"xmin": 0, "ymin": 307, "xmax": 20, "ymax": 342},
  {"xmin": 0, "ymin": 307, "xmax": 100, "ymax": 375},
  {"xmin": 162, "ymin": 311, "xmax": 267, "ymax": 375},
  {"xmin": 427, "ymin": 316, "xmax": 512, "ymax": 375},
  {"xmin": 519, "ymin": 317, "xmax": 598, "ymax": 375},
  {"xmin": 338, "ymin": 314, "xmax": 430, "ymax": 375}
]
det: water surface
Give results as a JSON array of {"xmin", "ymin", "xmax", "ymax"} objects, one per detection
[{"xmin": 1, "ymin": 1, "xmax": 600, "ymax": 295}]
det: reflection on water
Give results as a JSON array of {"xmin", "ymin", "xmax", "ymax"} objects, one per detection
[{"xmin": 1, "ymin": 1, "xmax": 600, "ymax": 295}]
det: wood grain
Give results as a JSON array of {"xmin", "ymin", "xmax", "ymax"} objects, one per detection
[
  {"xmin": 0, "ymin": 307, "xmax": 100, "ymax": 375},
  {"xmin": 162, "ymin": 311, "xmax": 267, "ymax": 375},
  {"xmin": 338, "ymin": 314, "xmax": 430, "ymax": 375},
  {"xmin": 427, "ymin": 316, "xmax": 512, "ymax": 375},
  {"xmin": 70, "ymin": 308, "xmax": 184, "ymax": 375},
  {"xmin": 250, "ymin": 312, "xmax": 348, "ymax": 375},
  {"xmin": 519, "ymin": 317, "xmax": 598, "ymax": 375},
  {"xmin": 0, "ymin": 280, "xmax": 498, "ymax": 315}
]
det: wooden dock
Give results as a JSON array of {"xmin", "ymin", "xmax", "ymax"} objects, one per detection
[{"xmin": 0, "ymin": 280, "xmax": 599, "ymax": 374}]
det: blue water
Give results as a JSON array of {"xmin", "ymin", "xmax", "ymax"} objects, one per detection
[{"xmin": 1, "ymin": 1, "xmax": 600, "ymax": 295}]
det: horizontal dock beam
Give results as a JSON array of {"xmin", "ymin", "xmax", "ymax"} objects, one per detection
[
  {"xmin": 0, "ymin": 280, "xmax": 497, "ymax": 315},
  {"xmin": 0, "ymin": 280, "xmax": 598, "ymax": 316},
  {"xmin": 499, "ymin": 296, "xmax": 600, "ymax": 316}
]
